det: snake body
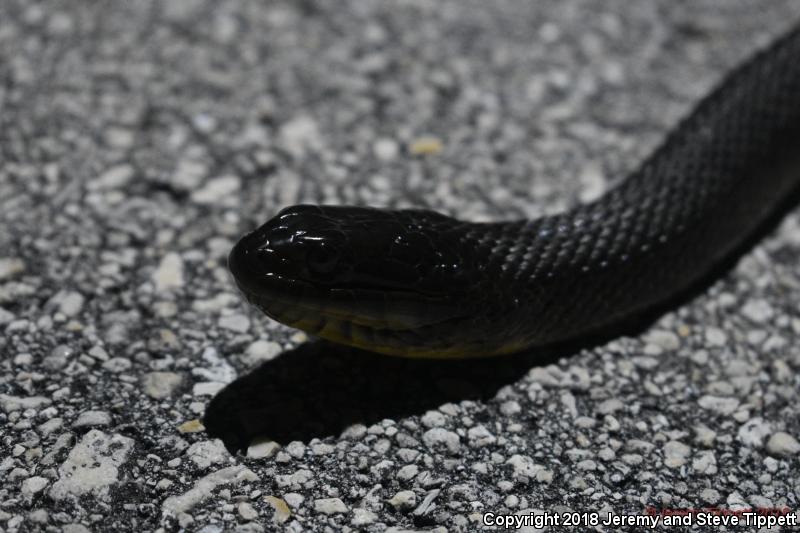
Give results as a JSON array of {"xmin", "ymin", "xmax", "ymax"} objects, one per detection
[{"xmin": 229, "ymin": 24, "xmax": 800, "ymax": 358}]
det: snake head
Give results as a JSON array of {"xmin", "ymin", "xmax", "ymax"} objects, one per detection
[{"xmin": 229, "ymin": 204, "xmax": 475, "ymax": 355}]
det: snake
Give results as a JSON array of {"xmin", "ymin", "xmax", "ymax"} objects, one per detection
[{"xmin": 228, "ymin": 23, "xmax": 800, "ymax": 358}]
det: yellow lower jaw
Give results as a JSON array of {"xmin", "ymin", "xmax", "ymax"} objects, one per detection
[{"xmin": 289, "ymin": 315, "xmax": 529, "ymax": 359}]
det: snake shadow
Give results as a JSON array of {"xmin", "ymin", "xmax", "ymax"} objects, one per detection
[
  {"xmin": 204, "ymin": 186, "xmax": 800, "ymax": 453},
  {"xmin": 203, "ymin": 340, "xmax": 564, "ymax": 453}
]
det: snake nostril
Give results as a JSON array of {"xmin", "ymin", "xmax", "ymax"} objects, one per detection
[{"xmin": 229, "ymin": 231, "xmax": 270, "ymax": 284}]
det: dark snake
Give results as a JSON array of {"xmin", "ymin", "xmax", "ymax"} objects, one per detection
[{"xmin": 228, "ymin": 23, "xmax": 800, "ymax": 358}]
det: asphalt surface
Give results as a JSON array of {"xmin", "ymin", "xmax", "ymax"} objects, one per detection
[{"xmin": 1, "ymin": 1, "xmax": 800, "ymax": 532}]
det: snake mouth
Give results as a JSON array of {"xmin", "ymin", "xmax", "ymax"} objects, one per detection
[{"xmin": 231, "ymin": 270, "xmax": 461, "ymax": 332}]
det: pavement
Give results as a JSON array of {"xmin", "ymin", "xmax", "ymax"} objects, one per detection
[{"xmin": 1, "ymin": 0, "xmax": 800, "ymax": 531}]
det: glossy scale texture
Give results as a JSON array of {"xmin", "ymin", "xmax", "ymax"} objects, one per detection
[{"xmin": 230, "ymin": 24, "xmax": 800, "ymax": 357}]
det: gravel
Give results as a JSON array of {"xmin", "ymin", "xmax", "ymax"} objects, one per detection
[{"xmin": 2, "ymin": 1, "xmax": 800, "ymax": 531}]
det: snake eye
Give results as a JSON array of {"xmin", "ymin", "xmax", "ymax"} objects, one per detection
[{"xmin": 307, "ymin": 243, "xmax": 340, "ymax": 275}]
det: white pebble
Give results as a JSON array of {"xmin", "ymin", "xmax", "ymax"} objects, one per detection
[
  {"xmin": 387, "ymin": 490, "xmax": 416, "ymax": 510},
  {"xmin": 218, "ymin": 313, "xmax": 250, "ymax": 333},
  {"xmin": 373, "ymin": 138, "xmax": 399, "ymax": 161},
  {"xmin": 663, "ymin": 441, "xmax": 691, "ymax": 468},
  {"xmin": 247, "ymin": 439, "xmax": 280, "ymax": 459},
  {"xmin": 697, "ymin": 395, "xmax": 739, "ymax": 415},
  {"xmin": 765, "ymin": 432, "xmax": 800, "ymax": 456},
  {"xmin": 0, "ymin": 258, "xmax": 25, "ymax": 280},
  {"xmin": 141, "ymin": 372, "xmax": 183, "ymax": 400},
  {"xmin": 741, "ymin": 299, "xmax": 774, "ymax": 323},
  {"xmin": 422, "ymin": 428, "xmax": 461, "ymax": 454},
  {"xmin": 191, "ymin": 175, "xmax": 241, "ymax": 205},
  {"xmin": 72, "ymin": 410, "xmax": 111, "ymax": 428},
  {"xmin": 704, "ymin": 327, "xmax": 727, "ymax": 346},
  {"xmin": 314, "ymin": 497, "xmax": 348, "ymax": 515},
  {"xmin": 421, "ymin": 410, "xmax": 446, "ymax": 428},
  {"xmin": 737, "ymin": 417, "xmax": 772, "ymax": 448},
  {"xmin": 91, "ymin": 165, "xmax": 134, "ymax": 190},
  {"xmin": 238, "ymin": 502, "xmax": 259, "ymax": 521},
  {"xmin": 186, "ymin": 440, "xmax": 229, "ymax": 469},
  {"xmin": 153, "ymin": 253, "xmax": 184, "ymax": 291},
  {"xmin": 643, "ymin": 329, "xmax": 680, "ymax": 351},
  {"xmin": 243, "ymin": 340, "xmax": 282, "ymax": 366},
  {"xmin": 21, "ymin": 476, "xmax": 49, "ymax": 500}
]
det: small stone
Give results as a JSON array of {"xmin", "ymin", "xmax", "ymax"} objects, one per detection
[
  {"xmin": 91, "ymin": 165, "xmax": 134, "ymax": 190},
  {"xmin": 704, "ymin": 327, "xmax": 727, "ymax": 346},
  {"xmin": 191, "ymin": 175, "xmax": 241, "ymax": 205},
  {"xmin": 701, "ymin": 488, "xmax": 720, "ymax": 504},
  {"xmin": 597, "ymin": 446, "xmax": 617, "ymax": 461},
  {"xmin": 596, "ymin": 398, "xmax": 624, "ymax": 415},
  {"xmin": 311, "ymin": 442, "xmax": 334, "ymax": 455},
  {"xmin": 351, "ymin": 507, "xmax": 378, "ymax": 526},
  {"xmin": 387, "ymin": 490, "xmax": 417, "ymax": 510},
  {"xmin": 178, "ymin": 419, "xmax": 205, "ymax": 433},
  {"xmin": 726, "ymin": 491, "xmax": 749, "ymax": 511},
  {"xmin": 0, "ymin": 258, "xmax": 25, "ymax": 280},
  {"xmin": 238, "ymin": 502, "xmax": 258, "ymax": 520},
  {"xmin": 242, "ymin": 340, "xmax": 282, "ymax": 366},
  {"xmin": 765, "ymin": 432, "xmax": 800, "ymax": 456},
  {"xmin": 506, "ymin": 454, "xmax": 546, "ymax": 481},
  {"xmin": 88, "ymin": 346, "xmax": 109, "ymax": 361},
  {"xmin": 43, "ymin": 345, "xmax": 73, "ymax": 371},
  {"xmin": 280, "ymin": 116, "xmax": 323, "ymax": 156},
  {"xmin": 397, "ymin": 464, "xmax": 419, "ymax": 481},
  {"xmin": 373, "ymin": 138, "xmax": 399, "ymax": 161},
  {"xmin": 0, "ymin": 306, "xmax": 14, "ymax": 324},
  {"xmin": 192, "ymin": 382, "xmax": 226, "ymax": 396},
  {"xmin": 186, "ymin": 440, "xmax": 228, "ymax": 469},
  {"xmin": 283, "ymin": 493, "xmax": 304, "ymax": 509},
  {"xmin": 422, "ymin": 428, "xmax": 460, "ymax": 454},
  {"xmin": 0, "ymin": 394, "xmax": 51, "ymax": 412},
  {"xmin": 500, "ymin": 401, "xmax": 521, "ymax": 416},
  {"xmin": 264, "ymin": 496, "xmax": 291, "ymax": 523},
  {"xmin": 643, "ymin": 330, "xmax": 680, "ymax": 351},
  {"xmin": 421, "ymin": 410, "xmax": 446, "ymax": 428},
  {"xmin": 247, "ymin": 438, "xmax": 280, "ymax": 459},
  {"xmin": 275, "ymin": 469, "xmax": 313, "ymax": 489},
  {"xmin": 53, "ymin": 291, "xmax": 85, "ymax": 317},
  {"xmin": 622, "ymin": 454, "xmax": 643, "ymax": 465},
  {"xmin": 409, "ymin": 136, "xmax": 443, "ymax": 155},
  {"xmin": 692, "ymin": 451, "xmax": 717, "ymax": 474},
  {"xmin": 63, "ymin": 525, "xmax": 92, "ymax": 533},
  {"xmin": 737, "ymin": 418, "xmax": 772, "ymax": 447},
  {"xmin": 314, "ymin": 497, "xmax": 348, "ymax": 515},
  {"xmin": 21, "ymin": 476, "xmax": 48, "ymax": 499},
  {"xmin": 218, "ymin": 313, "xmax": 250, "ymax": 333},
  {"xmin": 697, "ymin": 395, "xmax": 739, "ymax": 415},
  {"xmin": 102, "ymin": 357, "xmax": 132, "ymax": 373},
  {"xmin": 72, "ymin": 410, "xmax": 112, "ymax": 428},
  {"xmin": 663, "ymin": 441, "xmax": 691, "ymax": 468},
  {"xmin": 741, "ymin": 299, "xmax": 774, "ymax": 323},
  {"xmin": 142, "ymin": 372, "xmax": 183, "ymax": 399},
  {"xmin": 467, "ymin": 425, "xmax": 496, "ymax": 447},
  {"xmin": 694, "ymin": 425, "xmax": 717, "ymax": 447},
  {"xmin": 153, "ymin": 253, "xmax": 184, "ymax": 291},
  {"xmin": 39, "ymin": 417, "xmax": 63, "ymax": 436},
  {"xmin": 285, "ymin": 441, "xmax": 306, "ymax": 458}
]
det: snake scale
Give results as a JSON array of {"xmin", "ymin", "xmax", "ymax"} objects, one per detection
[{"xmin": 229, "ymin": 23, "xmax": 800, "ymax": 358}]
